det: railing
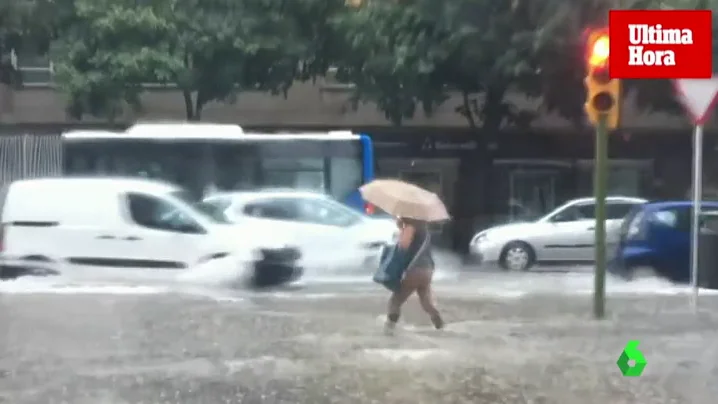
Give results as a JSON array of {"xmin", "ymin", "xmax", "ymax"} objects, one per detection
[{"xmin": 0, "ymin": 134, "xmax": 64, "ymax": 188}]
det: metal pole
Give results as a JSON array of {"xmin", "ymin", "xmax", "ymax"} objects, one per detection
[
  {"xmin": 593, "ymin": 114, "xmax": 608, "ymax": 319},
  {"xmin": 690, "ymin": 124, "xmax": 704, "ymax": 309}
]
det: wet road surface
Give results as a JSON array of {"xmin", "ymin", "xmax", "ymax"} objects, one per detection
[{"xmin": 1, "ymin": 272, "xmax": 717, "ymax": 403}]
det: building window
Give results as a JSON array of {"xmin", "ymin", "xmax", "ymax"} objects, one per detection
[
  {"xmin": 12, "ymin": 49, "xmax": 53, "ymax": 87},
  {"xmin": 10, "ymin": 49, "xmax": 175, "ymax": 89},
  {"xmin": 576, "ymin": 159, "xmax": 652, "ymax": 198}
]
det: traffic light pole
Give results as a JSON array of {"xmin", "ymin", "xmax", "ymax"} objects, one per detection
[{"xmin": 593, "ymin": 114, "xmax": 608, "ymax": 319}]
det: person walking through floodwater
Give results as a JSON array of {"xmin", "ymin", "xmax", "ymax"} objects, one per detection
[
  {"xmin": 358, "ymin": 179, "xmax": 450, "ymax": 334},
  {"xmin": 384, "ymin": 217, "xmax": 444, "ymax": 334}
]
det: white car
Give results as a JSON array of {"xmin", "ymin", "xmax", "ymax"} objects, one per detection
[
  {"xmin": 469, "ymin": 196, "xmax": 647, "ymax": 271},
  {"xmin": 200, "ymin": 190, "xmax": 399, "ymax": 273},
  {"xmin": 0, "ymin": 178, "xmax": 303, "ymax": 287}
]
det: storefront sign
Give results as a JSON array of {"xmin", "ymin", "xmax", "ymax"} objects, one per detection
[{"xmin": 374, "ymin": 135, "xmax": 478, "ymax": 157}]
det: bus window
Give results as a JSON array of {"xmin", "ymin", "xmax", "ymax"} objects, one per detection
[
  {"xmin": 65, "ymin": 141, "xmax": 206, "ymax": 197},
  {"xmin": 211, "ymin": 143, "xmax": 258, "ymax": 191},
  {"xmin": 329, "ymin": 156, "xmax": 362, "ymax": 202},
  {"xmin": 254, "ymin": 139, "xmax": 362, "ymax": 200},
  {"xmin": 261, "ymin": 157, "xmax": 325, "ymax": 192},
  {"xmin": 65, "ymin": 145, "xmax": 93, "ymax": 174}
]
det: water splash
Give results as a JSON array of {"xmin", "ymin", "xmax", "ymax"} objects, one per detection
[{"xmin": 0, "ymin": 278, "xmax": 166, "ymax": 295}]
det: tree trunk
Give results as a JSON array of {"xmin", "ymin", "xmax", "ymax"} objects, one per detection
[
  {"xmin": 182, "ymin": 90, "xmax": 196, "ymax": 121},
  {"xmin": 194, "ymin": 96, "xmax": 204, "ymax": 121},
  {"xmin": 451, "ymin": 87, "xmax": 505, "ymax": 253},
  {"xmin": 452, "ymin": 134, "xmax": 488, "ymax": 253},
  {"xmin": 451, "ymin": 92, "xmax": 482, "ymax": 252},
  {"xmin": 478, "ymin": 85, "xmax": 506, "ymax": 227}
]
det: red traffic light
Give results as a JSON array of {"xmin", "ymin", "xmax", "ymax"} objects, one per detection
[{"xmin": 587, "ymin": 31, "xmax": 609, "ymax": 68}]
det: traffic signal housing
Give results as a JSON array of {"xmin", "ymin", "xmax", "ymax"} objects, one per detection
[{"xmin": 584, "ymin": 29, "xmax": 621, "ymax": 130}]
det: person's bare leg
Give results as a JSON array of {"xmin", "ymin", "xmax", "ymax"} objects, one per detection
[
  {"xmin": 416, "ymin": 270, "xmax": 444, "ymax": 329},
  {"xmin": 385, "ymin": 276, "xmax": 417, "ymax": 334}
]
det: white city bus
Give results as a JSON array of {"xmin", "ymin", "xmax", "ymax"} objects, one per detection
[{"xmin": 60, "ymin": 123, "xmax": 375, "ymax": 209}]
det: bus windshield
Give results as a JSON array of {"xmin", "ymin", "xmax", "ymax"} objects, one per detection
[{"xmin": 63, "ymin": 135, "xmax": 366, "ymax": 203}]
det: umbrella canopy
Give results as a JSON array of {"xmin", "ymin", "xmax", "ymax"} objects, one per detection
[{"xmin": 359, "ymin": 179, "xmax": 450, "ymax": 222}]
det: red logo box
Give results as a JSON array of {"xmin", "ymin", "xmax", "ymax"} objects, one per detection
[{"xmin": 609, "ymin": 10, "xmax": 713, "ymax": 79}]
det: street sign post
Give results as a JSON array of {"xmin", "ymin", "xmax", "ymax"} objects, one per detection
[{"xmin": 672, "ymin": 77, "xmax": 718, "ymax": 309}]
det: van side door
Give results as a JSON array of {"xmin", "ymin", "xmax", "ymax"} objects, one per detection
[{"xmin": 116, "ymin": 192, "xmax": 209, "ymax": 269}]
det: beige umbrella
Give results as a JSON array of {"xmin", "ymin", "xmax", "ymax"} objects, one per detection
[{"xmin": 359, "ymin": 179, "xmax": 450, "ymax": 222}]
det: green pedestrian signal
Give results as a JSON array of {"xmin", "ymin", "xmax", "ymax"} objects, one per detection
[{"xmin": 617, "ymin": 340, "xmax": 647, "ymax": 377}]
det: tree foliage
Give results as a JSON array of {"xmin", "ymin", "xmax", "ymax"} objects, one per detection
[
  {"xmin": 8, "ymin": 0, "xmax": 717, "ymax": 124},
  {"xmin": 52, "ymin": 0, "xmax": 344, "ymax": 120},
  {"xmin": 330, "ymin": 0, "xmax": 718, "ymax": 128},
  {"xmin": 330, "ymin": 0, "xmax": 574, "ymax": 129},
  {"xmin": 0, "ymin": 0, "xmax": 69, "ymax": 85},
  {"xmin": 328, "ymin": 1, "xmax": 453, "ymax": 125}
]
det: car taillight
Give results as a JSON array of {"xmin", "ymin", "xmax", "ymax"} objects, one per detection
[{"xmin": 365, "ymin": 203, "xmax": 375, "ymax": 215}]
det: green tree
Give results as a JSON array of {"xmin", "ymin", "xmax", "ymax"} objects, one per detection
[
  {"xmin": 53, "ymin": 0, "xmax": 342, "ymax": 121},
  {"xmin": 328, "ymin": 0, "xmax": 452, "ymax": 125}
]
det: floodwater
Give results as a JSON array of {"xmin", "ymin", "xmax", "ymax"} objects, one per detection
[{"xmin": 2, "ymin": 254, "xmax": 717, "ymax": 403}]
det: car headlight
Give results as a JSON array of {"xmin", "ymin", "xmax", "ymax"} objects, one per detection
[{"xmin": 470, "ymin": 232, "xmax": 489, "ymax": 245}]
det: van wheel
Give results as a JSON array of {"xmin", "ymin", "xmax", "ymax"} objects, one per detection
[{"xmin": 499, "ymin": 241, "xmax": 536, "ymax": 271}]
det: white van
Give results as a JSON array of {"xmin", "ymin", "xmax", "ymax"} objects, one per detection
[{"xmin": 0, "ymin": 177, "xmax": 303, "ymax": 286}]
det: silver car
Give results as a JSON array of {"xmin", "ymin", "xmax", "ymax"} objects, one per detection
[{"xmin": 469, "ymin": 196, "xmax": 647, "ymax": 271}]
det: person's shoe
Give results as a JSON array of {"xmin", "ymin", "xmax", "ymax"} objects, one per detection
[{"xmin": 430, "ymin": 314, "xmax": 445, "ymax": 330}]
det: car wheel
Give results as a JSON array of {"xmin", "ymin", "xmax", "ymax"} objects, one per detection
[{"xmin": 499, "ymin": 241, "xmax": 535, "ymax": 271}]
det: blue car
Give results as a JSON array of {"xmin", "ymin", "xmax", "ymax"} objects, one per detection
[{"xmin": 610, "ymin": 201, "xmax": 718, "ymax": 283}]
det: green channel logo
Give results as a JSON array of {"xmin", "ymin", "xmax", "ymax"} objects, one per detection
[{"xmin": 616, "ymin": 340, "xmax": 647, "ymax": 377}]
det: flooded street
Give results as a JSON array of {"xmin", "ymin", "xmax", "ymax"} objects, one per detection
[{"xmin": 2, "ymin": 268, "xmax": 718, "ymax": 403}]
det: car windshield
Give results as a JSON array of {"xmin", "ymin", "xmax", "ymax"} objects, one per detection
[
  {"xmin": 536, "ymin": 202, "xmax": 582, "ymax": 223},
  {"xmin": 168, "ymin": 190, "xmax": 230, "ymax": 225},
  {"xmin": 308, "ymin": 197, "xmax": 365, "ymax": 227},
  {"xmin": 194, "ymin": 199, "xmax": 234, "ymax": 224},
  {"xmin": 528, "ymin": 207, "xmax": 561, "ymax": 223},
  {"xmin": 520, "ymin": 211, "xmax": 546, "ymax": 222}
]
